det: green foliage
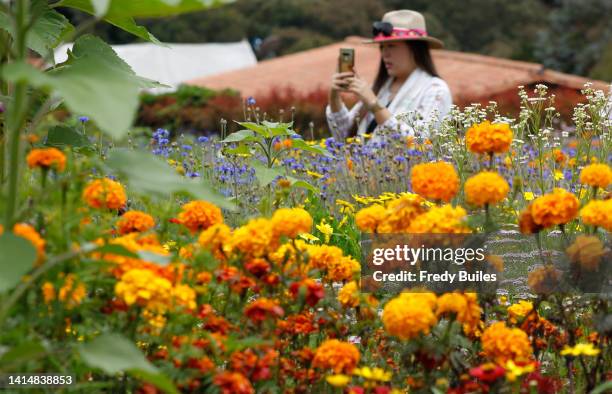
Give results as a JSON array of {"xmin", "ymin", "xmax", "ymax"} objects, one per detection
[
  {"xmin": 79, "ymin": 333, "xmax": 179, "ymax": 394},
  {"xmin": 0, "ymin": 234, "xmax": 37, "ymax": 292},
  {"xmin": 105, "ymin": 149, "xmax": 236, "ymax": 210}
]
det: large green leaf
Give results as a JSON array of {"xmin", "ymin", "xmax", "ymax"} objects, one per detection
[
  {"xmin": 290, "ymin": 139, "xmax": 334, "ymax": 158},
  {"xmin": 234, "ymin": 121, "xmax": 270, "ymax": 137},
  {"xmin": 221, "ymin": 129, "xmax": 257, "ymax": 143},
  {"xmin": 56, "ymin": 0, "xmax": 234, "ymax": 42},
  {"xmin": 45, "ymin": 125, "xmax": 91, "ymax": 148},
  {"xmin": 0, "ymin": 1, "xmax": 74, "ymax": 56},
  {"xmin": 79, "ymin": 334, "xmax": 178, "ymax": 394},
  {"xmin": 251, "ymin": 162, "xmax": 318, "ymax": 193},
  {"xmin": 0, "ymin": 234, "xmax": 37, "ymax": 293},
  {"xmin": 1, "ymin": 36, "xmax": 154, "ymax": 138},
  {"xmin": 106, "ymin": 149, "xmax": 236, "ymax": 211},
  {"xmin": 0, "ymin": 341, "xmax": 47, "ymax": 369}
]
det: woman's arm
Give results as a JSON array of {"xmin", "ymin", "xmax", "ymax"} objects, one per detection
[{"xmin": 326, "ymin": 71, "xmax": 359, "ymax": 139}]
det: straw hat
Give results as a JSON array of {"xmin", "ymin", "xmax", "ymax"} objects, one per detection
[{"xmin": 363, "ymin": 10, "xmax": 443, "ymax": 49}]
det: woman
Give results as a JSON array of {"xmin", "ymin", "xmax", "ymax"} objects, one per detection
[{"xmin": 326, "ymin": 10, "xmax": 452, "ymax": 141}]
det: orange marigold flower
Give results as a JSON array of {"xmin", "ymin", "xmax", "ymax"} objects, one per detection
[
  {"xmin": 26, "ymin": 147, "xmax": 66, "ymax": 172},
  {"xmin": 230, "ymin": 218, "xmax": 273, "ymax": 258},
  {"xmin": 411, "ymin": 161, "xmax": 459, "ymax": 202},
  {"xmin": 466, "ymin": 121, "xmax": 513, "ymax": 154},
  {"xmin": 13, "ymin": 223, "xmax": 46, "ymax": 265},
  {"xmin": 177, "ymin": 200, "xmax": 223, "ymax": 233},
  {"xmin": 270, "ymin": 207, "xmax": 313, "ymax": 240},
  {"xmin": 82, "ymin": 178, "xmax": 126, "ymax": 210},
  {"xmin": 326, "ymin": 255, "xmax": 360, "ymax": 282},
  {"xmin": 553, "ymin": 149, "xmax": 567, "ymax": 165},
  {"xmin": 518, "ymin": 204, "xmax": 543, "ymax": 234},
  {"xmin": 172, "ymin": 284, "xmax": 197, "ymax": 311},
  {"xmin": 198, "ymin": 223, "xmax": 232, "ymax": 260},
  {"xmin": 566, "ymin": 235, "xmax": 608, "ymax": 271},
  {"xmin": 312, "ymin": 339, "xmax": 360, "ymax": 374},
  {"xmin": 116, "ymin": 210, "xmax": 155, "ymax": 234},
  {"xmin": 42, "ymin": 282, "xmax": 55, "ymax": 304},
  {"xmin": 531, "ymin": 188, "xmax": 579, "ymax": 228},
  {"xmin": 464, "ymin": 171, "xmax": 509, "ymax": 206},
  {"xmin": 379, "ymin": 194, "xmax": 427, "ymax": 232},
  {"xmin": 528, "ymin": 265, "xmax": 562, "ymax": 294},
  {"xmin": 580, "ymin": 199, "xmax": 612, "ymax": 231},
  {"xmin": 213, "ymin": 371, "xmax": 254, "ymax": 394},
  {"xmin": 579, "ymin": 163, "xmax": 612, "ymax": 189},
  {"xmin": 355, "ymin": 204, "xmax": 387, "ymax": 233},
  {"xmin": 58, "ymin": 274, "xmax": 87, "ymax": 309},
  {"xmin": 382, "ymin": 292, "xmax": 438, "ymax": 340},
  {"xmin": 407, "ymin": 205, "xmax": 470, "ymax": 234},
  {"xmin": 114, "ymin": 268, "xmax": 173, "ymax": 313},
  {"xmin": 337, "ymin": 281, "xmax": 360, "ymax": 308},
  {"xmin": 437, "ymin": 292, "xmax": 482, "ymax": 335},
  {"xmin": 244, "ymin": 298, "xmax": 284, "ymax": 323},
  {"xmin": 481, "ymin": 321, "xmax": 533, "ymax": 364}
]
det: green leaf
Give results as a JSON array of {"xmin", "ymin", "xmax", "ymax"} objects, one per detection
[
  {"xmin": 137, "ymin": 251, "xmax": 171, "ymax": 266},
  {"xmin": 251, "ymin": 161, "xmax": 285, "ymax": 187},
  {"xmin": 261, "ymin": 120, "xmax": 294, "ymax": 137},
  {"xmin": 223, "ymin": 143, "xmax": 250, "ymax": 155},
  {"xmin": 1, "ymin": 35, "xmax": 155, "ymax": 138},
  {"xmin": 221, "ymin": 129, "xmax": 257, "ymax": 143},
  {"xmin": 290, "ymin": 180, "xmax": 317, "ymax": 193},
  {"xmin": 591, "ymin": 381, "xmax": 612, "ymax": 394},
  {"xmin": 0, "ymin": 234, "xmax": 37, "ymax": 293},
  {"xmin": 289, "ymin": 139, "xmax": 333, "ymax": 158},
  {"xmin": 106, "ymin": 149, "xmax": 236, "ymax": 211},
  {"xmin": 234, "ymin": 121, "xmax": 270, "ymax": 137},
  {"xmin": 79, "ymin": 333, "xmax": 178, "ymax": 394},
  {"xmin": 93, "ymin": 244, "xmax": 139, "ymax": 258},
  {"xmin": 0, "ymin": 1, "xmax": 74, "ymax": 56},
  {"xmin": 56, "ymin": 0, "xmax": 234, "ymax": 42},
  {"xmin": 0, "ymin": 341, "xmax": 47, "ymax": 369},
  {"xmin": 45, "ymin": 125, "xmax": 90, "ymax": 148},
  {"xmin": 90, "ymin": 0, "xmax": 111, "ymax": 17},
  {"xmin": 224, "ymin": 335, "xmax": 272, "ymax": 354}
]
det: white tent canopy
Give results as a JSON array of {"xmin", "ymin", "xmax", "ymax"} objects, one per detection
[{"xmin": 53, "ymin": 40, "xmax": 257, "ymax": 92}]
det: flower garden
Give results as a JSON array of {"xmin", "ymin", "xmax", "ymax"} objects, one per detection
[{"xmin": 0, "ymin": 2, "xmax": 611, "ymax": 394}]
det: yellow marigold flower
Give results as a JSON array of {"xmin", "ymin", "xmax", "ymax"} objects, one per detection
[
  {"xmin": 115, "ymin": 268, "xmax": 173, "ymax": 313},
  {"xmin": 464, "ymin": 171, "xmax": 509, "ymax": 207},
  {"xmin": 355, "ymin": 204, "xmax": 387, "ymax": 233},
  {"xmin": 382, "ymin": 292, "xmax": 438, "ymax": 340},
  {"xmin": 26, "ymin": 147, "xmax": 66, "ymax": 172},
  {"xmin": 560, "ymin": 343, "xmax": 601, "ymax": 357},
  {"xmin": 407, "ymin": 205, "xmax": 471, "ymax": 234},
  {"xmin": 507, "ymin": 300, "xmax": 533, "ymax": 322},
  {"xmin": 411, "ymin": 161, "xmax": 459, "ymax": 202},
  {"xmin": 58, "ymin": 274, "xmax": 87, "ymax": 309},
  {"xmin": 42, "ymin": 282, "xmax": 55, "ymax": 304},
  {"xmin": 326, "ymin": 374, "xmax": 351, "ymax": 387},
  {"xmin": 566, "ymin": 235, "xmax": 608, "ymax": 271},
  {"xmin": 518, "ymin": 203, "xmax": 543, "ymax": 234},
  {"xmin": 580, "ymin": 199, "xmax": 612, "ymax": 231},
  {"xmin": 312, "ymin": 339, "xmax": 360, "ymax": 374},
  {"xmin": 481, "ymin": 322, "xmax": 533, "ymax": 364},
  {"xmin": 177, "ymin": 200, "xmax": 223, "ymax": 233},
  {"xmin": 116, "ymin": 210, "xmax": 155, "ymax": 234},
  {"xmin": 531, "ymin": 188, "xmax": 579, "ymax": 228},
  {"xmin": 230, "ymin": 218, "xmax": 273, "ymax": 258},
  {"xmin": 198, "ymin": 223, "xmax": 232, "ymax": 260},
  {"xmin": 172, "ymin": 284, "xmax": 197, "ymax": 311},
  {"xmin": 13, "ymin": 223, "xmax": 46, "ymax": 265},
  {"xmin": 271, "ymin": 207, "xmax": 313, "ymax": 240},
  {"xmin": 579, "ymin": 163, "xmax": 612, "ymax": 188},
  {"xmin": 436, "ymin": 292, "xmax": 482, "ymax": 336},
  {"xmin": 338, "ymin": 281, "xmax": 360, "ymax": 308},
  {"xmin": 466, "ymin": 121, "xmax": 513, "ymax": 154},
  {"xmin": 379, "ymin": 194, "xmax": 427, "ymax": 232},
  {"xmin": 82, "ymin": 178, "xmax": 126, "ymax": 210},
  {"xmin": 353, "ymin": 367, "xmax": 392, "ymax": 382}
]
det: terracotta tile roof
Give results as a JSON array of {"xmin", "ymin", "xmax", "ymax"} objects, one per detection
[{"xmin": 187, "ymin": 36, "xmax": 610, "ymax": 102}]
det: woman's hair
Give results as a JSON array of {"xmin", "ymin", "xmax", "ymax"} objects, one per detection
[{"xmin": 372, "ymin": 41, "xmax": 440, "ymax": 94}]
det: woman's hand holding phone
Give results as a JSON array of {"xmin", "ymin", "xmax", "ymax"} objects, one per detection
[{"xmin": 330, "ymin": 72, "xmax": 354, "ymax": 93}]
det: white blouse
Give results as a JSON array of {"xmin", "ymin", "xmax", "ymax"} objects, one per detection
[{"xmin": 325, "ymin": 67, "xmax": 452, "ymax": 140}]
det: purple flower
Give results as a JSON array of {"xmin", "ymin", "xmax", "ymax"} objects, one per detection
[
  {"xmin": 197, "ymin": 136, "xmax": 209, "ymax": 143},
  {"xmin": 182, "ymin": 144, "xmax": 192, "ymax": 151},
  {"xmin": 78, "ymin": 116, "xmax": 89, "ymax": 123},
  {"xmin": 246, "ymin": 96, "xmax": 256, "ymax": 106}
]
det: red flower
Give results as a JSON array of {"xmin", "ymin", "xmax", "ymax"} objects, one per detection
[
  {"xmin": 244, "ymin": 298, "xmax": 284, "ymax": 323},
  {"xmin": 289, "ymin": 278, "xmax": 325, "ymax": 307},
  {"xmin": 469, "ymin": 363, "xmax": 505, "ymax": 382}
]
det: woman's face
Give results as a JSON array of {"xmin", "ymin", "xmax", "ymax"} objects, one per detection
[{"xmin": 379, "ymin": 41, "xmax": 416, "ymax": 78}]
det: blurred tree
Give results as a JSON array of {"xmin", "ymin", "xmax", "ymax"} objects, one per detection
[{"xmin": 534, "ymin": 0, "xmax": 612, "ymax": 78}]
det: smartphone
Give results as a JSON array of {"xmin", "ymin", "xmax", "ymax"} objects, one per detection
[{"xmin": 338, "ymin": 48, "xmax": 355, "ymax": 73}]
